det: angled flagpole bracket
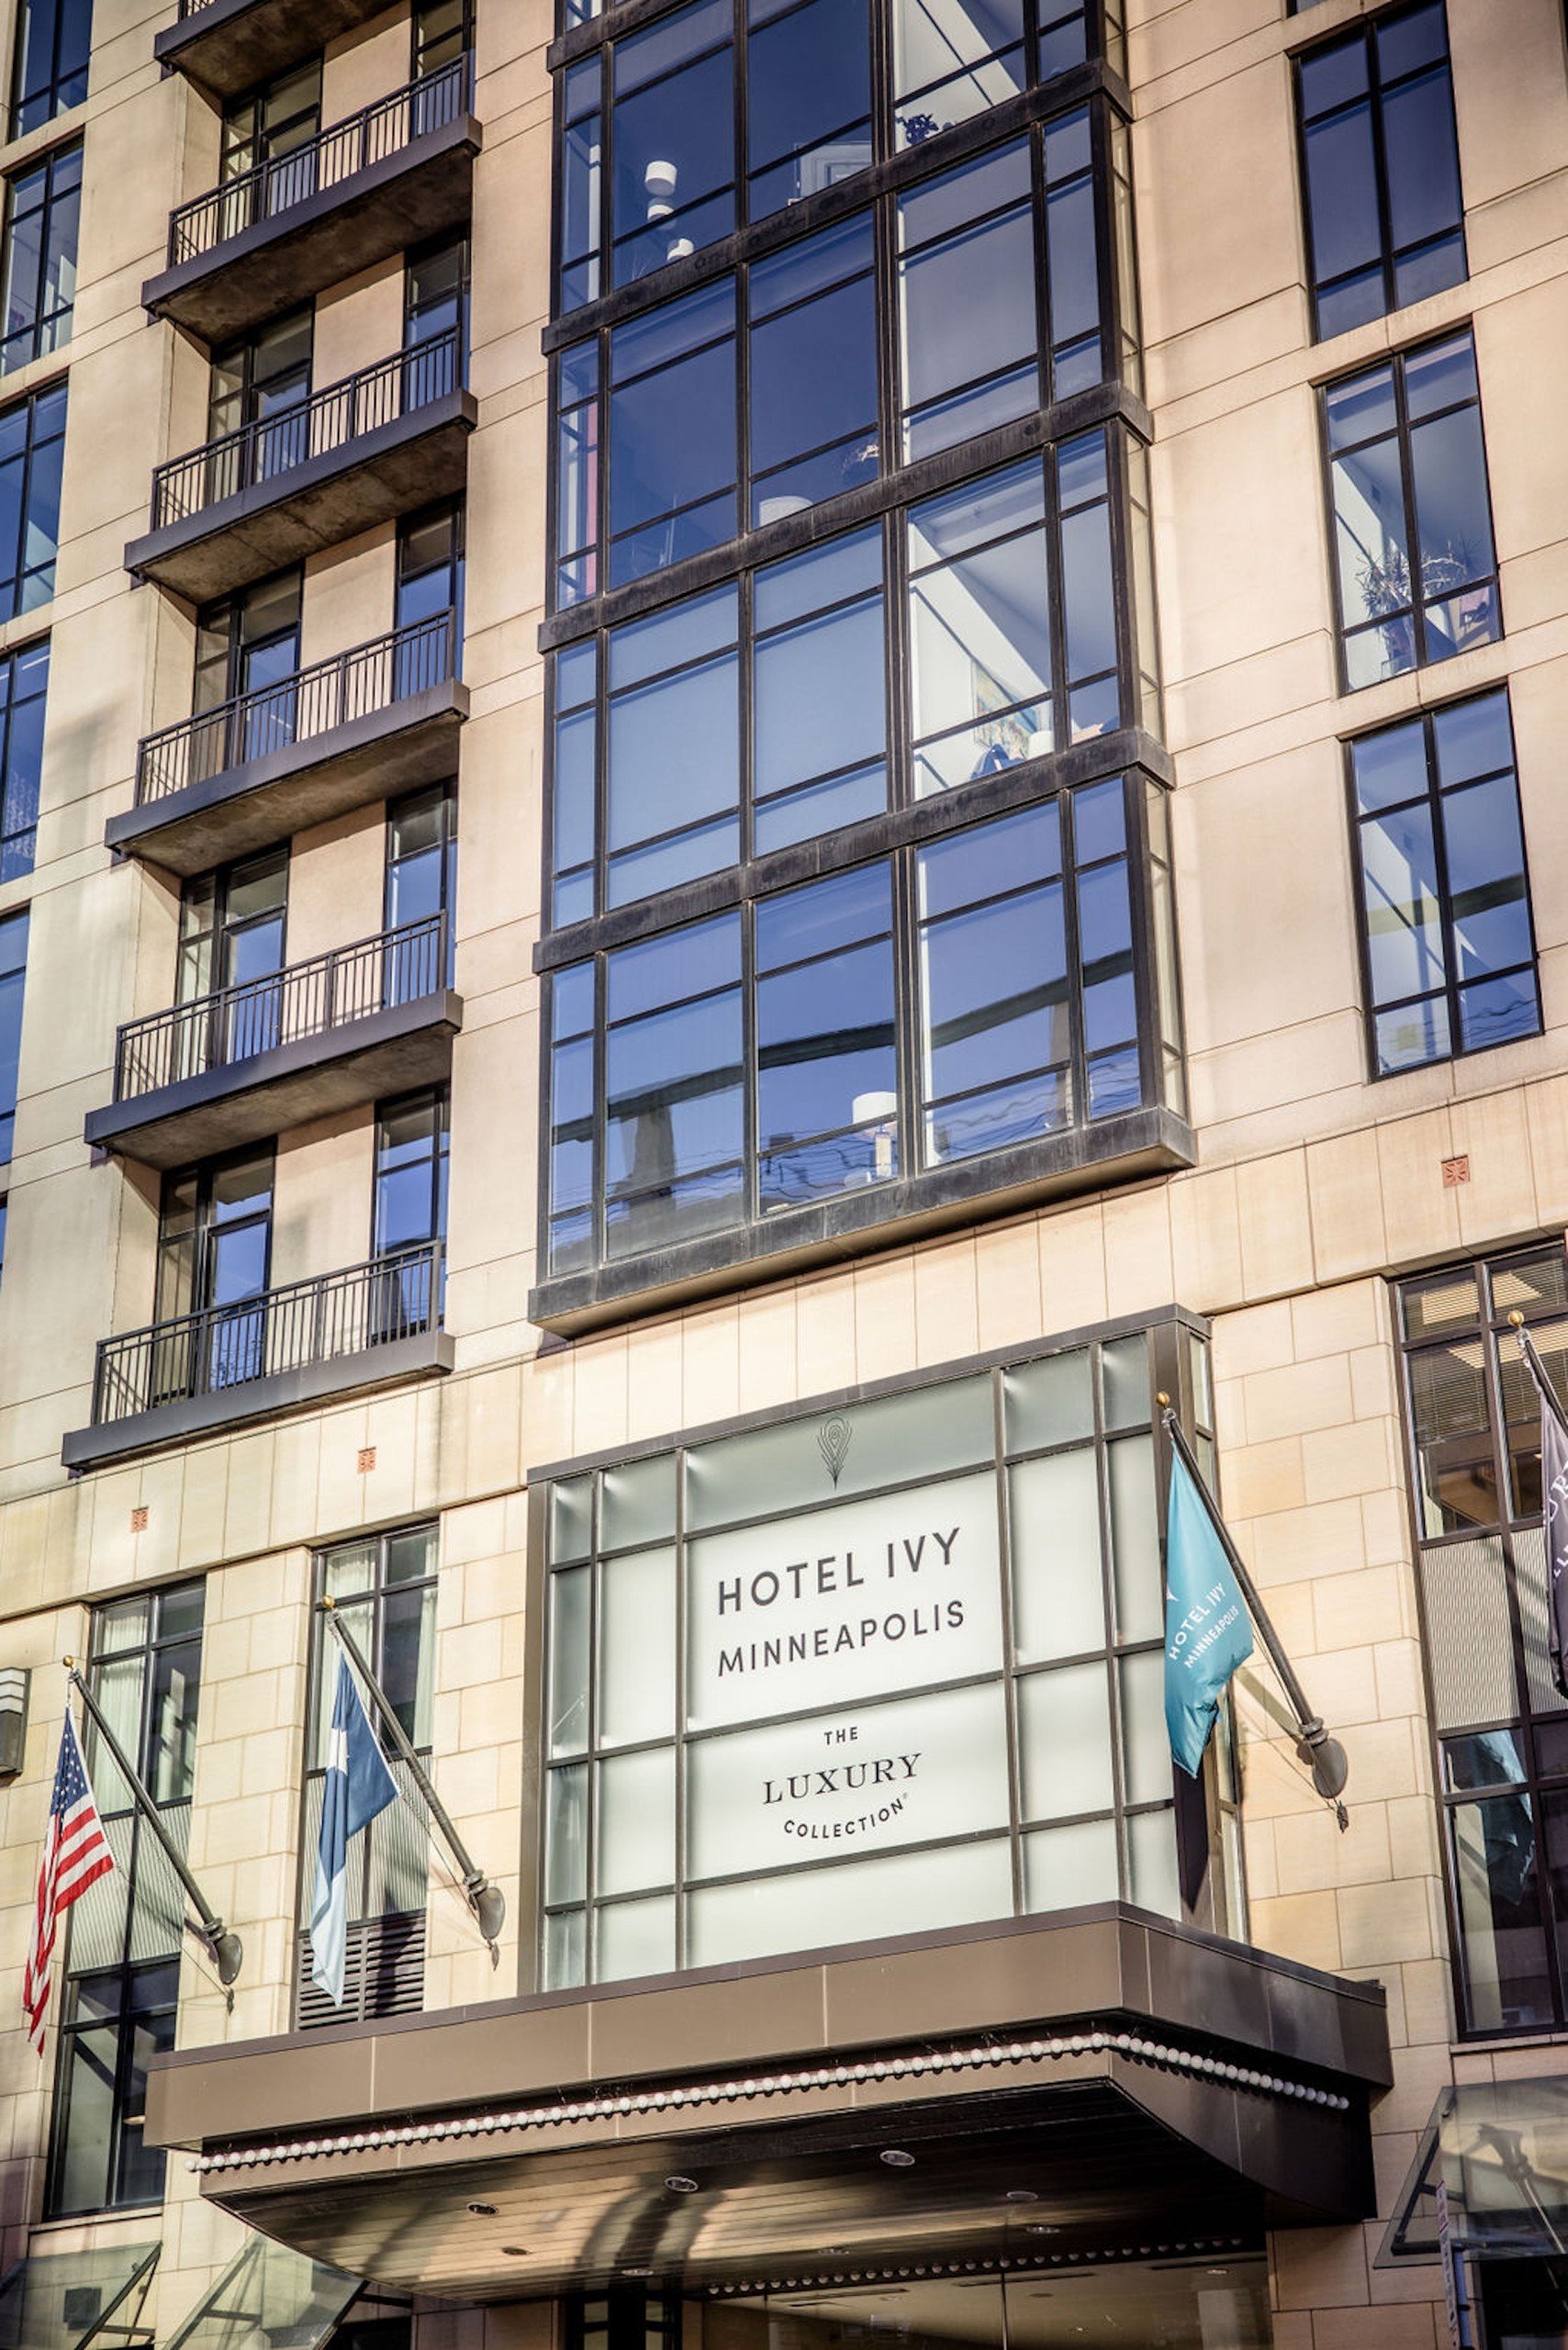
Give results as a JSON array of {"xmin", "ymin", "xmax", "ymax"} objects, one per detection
[
  {"xmin": 318, "ymin": 1601, "xmax": 506, "ymax": 1963},
  {"xmin": 1157, "ymin": 1401, "xmax": 1350, "ymax": 1825},
  {"xmin": 63, "ymin": 1660, "xmax": 243, "ymax": 1990}
]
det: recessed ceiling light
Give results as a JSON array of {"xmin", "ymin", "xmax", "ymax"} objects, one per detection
[
  {"xmin": 622, "ymin": 2267, "xmax": 654, "ymax": 2279},
  {"xmin": 879, "ymin": 2149, "xmax": 915, "ymax": 2169},
  {"xmin": 1025, "ymin": 2225, "xmax": 1058, "ymax": 2236},
  {"xmin": 1003, "ymin": 2190, "xmax": 1038, "ymax": 2204},
  {"xmin": 466, "ymin": 2202, "xmax": 498, "ymax": 2218},
  {"xmin": 666, "ymin": 2175, "xmax": 700, "ymax": 2193}
]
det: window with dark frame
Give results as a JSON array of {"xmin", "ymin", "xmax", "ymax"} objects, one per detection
[
  {"xmin": 554, "ymin": 0, "xmax": 1122, "ymax": 277},
  {"xmin": 1295, "ymin": 0, "xmax": 1465, "ymax": 341},
  {"xmin": 48, "ymin": 1583, "xmax": 204, "ymax": 2216},
  {"xmin": 539, "ymin": 1318, "xmax": 1227, "ymax": 1989},
  {"xmin": 1323, "ymin": 328, "xmax": 1500, "ymax": 690},
  {"xmin": 0, "ymin": 906, "xmax": 28, "ymax": 1163},
  {"xmin": 553, "ymin": 101, "xmax": 1115, "ymax": 604},
  {"xmin": 0, "ymin": 638, "xmax": 47, "ymax": 882},
  {"xmin": 545, "ymin": 774, "xmax": 1182, "ymax": 1282},
  {"xmin": 0, "ymin": 379, "xmax": 65, "ymax": 620},
  {"xmin": 371, "ymin": 1086, "xmax": 449, "ymax": 1339},
  {"xmin": 298, "ymin": 1526, "xmax": 437, "ymax": 2029},
  {"xmin": 550, "ymin": 436, "xmax": 1145, "ymax": 928},
  {"xmin": 1397, "ymin": 1245, "xmax": 1568, "ymax": 2039},
  {"xmin": 1349, "ymin": 688, "xmax": 1540, "ymax": 1079},
  {"xmin": 10, "ymin": 0, "xmax": 90, "ymax": 137},
  {"xmin": 0, "ymin": 140, "xmax": 80, "ymax": 375}
]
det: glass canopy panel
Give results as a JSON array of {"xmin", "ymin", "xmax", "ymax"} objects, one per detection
[
  {"xmin": 0, "ymin": 2243, "xmax": 159, "ymax": 2350},
  {"xmin": 163, "ymin": 2239, "xmax": 362, "ymax": 2350}
]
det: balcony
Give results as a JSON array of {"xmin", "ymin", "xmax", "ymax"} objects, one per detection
[
  {"xmin": 107, "ymin": 612, "xmax": 465, "ymax": 874},
  {"xmin": 142, "ymin": 62, "xmax": 480, "ymax": 343},
  {"xmin": 125, "ymin": 335, "xmax": 474, "ymax": 603},
  {"xmin": 84, "ymin": 915, "xmax": 461, "ymax": 1169},
  {"xmin": 155, "ymin": 0, "xmax": 398, "ymax": 104},
  {"xmin": 62, "ymin": 1242, "xmax": 453, "ymax": 1470}
]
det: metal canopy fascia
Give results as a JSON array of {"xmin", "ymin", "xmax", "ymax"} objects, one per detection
[{"xmin": 147, "ymin": 1908, "xmax": 1392, "ymax": 2305}]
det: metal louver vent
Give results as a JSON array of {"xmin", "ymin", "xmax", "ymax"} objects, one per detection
[{"xmin": 296, "ymin": 1910, "xmax": 425, "ymax": 2031}]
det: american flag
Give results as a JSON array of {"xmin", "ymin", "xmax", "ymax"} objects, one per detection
[{"xmin": 23, "ymin": 1711, "xmax": 115, "ymax": 2055}]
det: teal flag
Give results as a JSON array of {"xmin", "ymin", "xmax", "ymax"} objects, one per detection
[{"xmin": 1163, "ymin": 1449, "xmax": 1254, "ymax": 1777}]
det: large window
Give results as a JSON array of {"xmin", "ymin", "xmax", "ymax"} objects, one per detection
[
  {"xmin": 550, "ymin": 439, "xmax": 1148, "ymax": 923},
  {"xmin": 0, "ymin": 638, "xmax": 46, "ymax": 881},
  {"xmin": 1, "ymin": 140, "xmax": 80, "ymax": 375},
  {"xmin": 1398, "ymin": 1246, "xmax": 1568, "ymax": 2037},
  {"xmin": 539, "ymin": 1320, "xmax": 1221, "ymax": 1987},
  {"xmin": 0, "ymin": 379, "xmax": 65, "ymax": 619},
  {"xmin": 299, "ymin": 1527, "xmax": 436, "ymax": 2027},
  {"xmin": 545, "ymin": 778, "xmax": 1182, "ymax": 1281},
  {"xmin": 1296, "ymin": 0, "xmax": 1464, "ymax": 341},
  {"xmin": 1324, "ymin": 330, "xmax": 1499, "ymax": 690},
  {"xmin": 49, "ymin": 1583, "xmax": 204, "ymax": 2214},
  {"xmin": 0, "ymin": 906, "xmax": 28, "ymax": 1162},
  {"xmin": 10, "ymin": 0, "xmax": 90, "ymax": 136},
  {"xmin": 555, "ymin": 0, "xmax": 1118, "ymax": 286},
  {"xmin": 554, "ymin": 106, "xmax": 1112, "ymax": 600},
  {"xmin": 1350, "ymin": 688, "xmax": 1540, "ymax": 1078}
]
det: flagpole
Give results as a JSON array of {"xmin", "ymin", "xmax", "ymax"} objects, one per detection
[
  {"xmin": 1158, "ymin": 1402, "xmax": 1350, "ymax": 1810},
  {"xmin": 318, "ymin": 1602, "xmax": 506, "ymax": 1956},
  {"xmin": 1508, "ymin": 1311, "xmax": 1568, "ymax": 1436},
  {"xmin": 63, "ymin": 1662, "xmax": 242, "ymax": 1987}
]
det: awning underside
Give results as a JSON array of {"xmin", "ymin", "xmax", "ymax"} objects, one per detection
[{"xmin": 211, "ymin": 2069, "xmax": 1361, "ymax": 2304}]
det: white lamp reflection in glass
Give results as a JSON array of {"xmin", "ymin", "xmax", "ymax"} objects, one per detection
[
  {"xmin": 854, "ymin": 1090, "xmax": 899, "ymax": 1183},
  {"xmin": 644, "ymin": 161, "xmax": 693, "ymax": 264}
]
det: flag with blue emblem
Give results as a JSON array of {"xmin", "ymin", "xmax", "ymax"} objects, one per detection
[
  {"xmin": 309, "ymin": 1653, "xmax": 398, "ymax": 2006},
  {"xmin": 1163, "ymin": 1449, "xmax": 1254, "ymax": 1778}
]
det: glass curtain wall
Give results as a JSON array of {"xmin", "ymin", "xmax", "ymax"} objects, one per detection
[{"xmin": 541, "ymin": 2, "xmax": 1169, "ymax": 1304}]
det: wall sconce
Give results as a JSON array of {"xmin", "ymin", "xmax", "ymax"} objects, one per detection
[{"xmin": 0, "ymin": 1668, "xmax": 30, "ymax": 1778}]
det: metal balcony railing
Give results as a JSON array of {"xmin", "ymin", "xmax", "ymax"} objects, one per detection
[
  {"xmin": 90, "ymin": 1242, "xmax": 444, "ymax": 1426},
  {"xmin": 149, "ymin": 331, "xmax": 462, "ymax": 532},
  {"xmin": 135, "ymin": 610, "xmax": 458, "ymax": 806},
  {"xmin": 112, "ymin": 913, "xmax": 450, "ymax": 1101},
  {"xmin": 167, "ymin": 58, "xmax": 472, "ymax": 262}
]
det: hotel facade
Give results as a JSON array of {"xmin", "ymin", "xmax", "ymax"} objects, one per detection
[{"xmin": 0, "ymin": 0, "xmax": 1559, "ymax": 2341}]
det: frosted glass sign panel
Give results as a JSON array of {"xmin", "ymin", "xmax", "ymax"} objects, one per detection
[
  {"xmin": 540, "ymin": 1319, "xmax": 1215, "ymax": 1987},
  {"xmin": 686, "ymin": 1470, "xmax": 1002, "ymax": 1725}
]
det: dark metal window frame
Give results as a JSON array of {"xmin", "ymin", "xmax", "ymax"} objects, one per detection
[
  {"xmin": 1316, "ymin": 324, "xmax": 1502, "ymax": 695},
  {"xmin": 544, "ymin": 424, "xmax": 1153, "ymax": 932},
  {"xmin": 0, "ymin": 903, "xmax": 28, "ymax": 1164},
  {"xmin": 525, "ymin": 1307, "xmax": 1225, "ymax": 1995},
  {"xmin": 0, "ymin": 136, "xmax": 82, "ymax": 375},
  {"xmin": 538, "ymin": 757, "xmax": 1182, "ymax": 1299},
  {"xmin": 546, "ymin": 0, "xmax": 1126, "ymax": 129},
  {"xmin": 0, "ymin": 635, "xmax": 46, "ymax": 882},
  {"xmin": 46, "ymin": 1581, "xmax": 206, "ymax": 2219},
  {"xmin": 543, "ymin": 84, "xmax": 1137, "ymax": 620},
  {"xmin": 372, "ymin": 1083, "xmax": 451, "ymax": 1259},
  {"xmin": 1343, "ymin": 686, "xmax": 1541, "ymax": 1083},
  {"xmin": 1395, "ymin": 1241, "xmax": 1568, "ymax": 2039},
  {"xmin": 296, "ymin": 1522, "xmax": 439, "ymax": 2027},
  {"xmin": 0, "ymin": 375, "xmax": 65, "ymax": 620},
  {"xmin": 9, "ymin": 0, "xmax": 90, "ymax": 137},
  {"xmin": 1293, "ymin": 0, "xmax": 1466, "ymax": 342}
]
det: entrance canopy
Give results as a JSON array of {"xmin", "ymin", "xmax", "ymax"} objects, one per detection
[{"xmin": 148, "ymin": 1907, "xmax": 1392, "ymax": 2304}]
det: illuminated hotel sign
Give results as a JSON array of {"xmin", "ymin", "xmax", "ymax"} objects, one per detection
[{"xmin": 540, "ymin": 1327, "xmax": 1199, "ymax": 1990}]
